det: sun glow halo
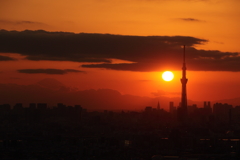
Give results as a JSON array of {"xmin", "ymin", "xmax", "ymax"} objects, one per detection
[{"xmin": 162, "ymin": 71, "xmax": 174, "ymax": 81}]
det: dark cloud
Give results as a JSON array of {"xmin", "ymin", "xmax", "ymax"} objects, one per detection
[
  {"xmin": 82, "ymin": 62, "xmax": 168, "ymax": 72},
  {"xmin": 0, "ymin": 19, "xmax": 46, "ymax": 25},
  {"xmin": 18, "ymin": 21, "xmax": 36, "ymax": 24},
  {"xmin": 18, "ymin": 69, "xmax": 86, "ymax": 75},
  {"xmin": 27, "ymin": 55, "xmax": 111, "ymax": 63},
  {"xmin": 0, "ymin": 55, "xmax": 16, "ymax": 61},
  {"xmin": 138, "ymin": 0, "xmax": 209, "ymax": 1},
  {"xmin": 179, "ymin": 18, "xmax": 202, "ymax": 22},
  {"xmin": 0, "ymin": 30, "xmax": 239, "ymax": 71}
]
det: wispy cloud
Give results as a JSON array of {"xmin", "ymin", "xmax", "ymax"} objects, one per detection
[
  {"xmin": 177, "ymin": 18, "xmax": 203, "ymax": 22},
  {"xmin": 0, "ymin": 55, "xmax": 16, "ymax": 61},
  {"xmin": 18, "ymin": 69, "xmax": 86, "ymax": 75},
  {"xmin": 0, "ymin": 19, "xmax": 46, "ymax": 25}
]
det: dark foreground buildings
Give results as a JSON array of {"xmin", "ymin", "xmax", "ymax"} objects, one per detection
[{"xmin": 0, "ymin": 102, "xmax": 240, "ymax": 159}]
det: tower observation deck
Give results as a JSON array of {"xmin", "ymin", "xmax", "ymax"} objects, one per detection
[{"xmin": 178, "ymin": 45, "xmax": 188, "ymax": 122}]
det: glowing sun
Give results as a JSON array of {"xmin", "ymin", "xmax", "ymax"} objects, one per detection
[{"xmin": 162, "ymin": 71, "xmax": 174, "ymax": 81}]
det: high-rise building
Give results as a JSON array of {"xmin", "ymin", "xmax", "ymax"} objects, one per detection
[
  {"xmin": 208, "ymin": 101, "xmax": 211, "ymax": 108},
  {"xmin": 213, "ymin": 103, "xmax": 232, "ymax": 123},
  {"xmin": 169, "ymin": 101, "xmax": 176, "ymax": 114},
  {"xmin": 203, "ymin": 101, "xmax": 212, "ymax": 115},
  {"xmin": 157, "ymin": 101, "xmax": 160, "ymax": 110},
  {"xmin": 145, "ymin": 106, "xmax": 152, "ymax": 113},
  {"xmin": 37, "ymin": 103, "xmax": 47, "ymax": 110},
  {"xmin": 178, "ymin": 45, "xmax": 188, "ymax": 122},
  {"xmin": 29, "ymin": 103, "xmax": 36, "ymax": 109}
]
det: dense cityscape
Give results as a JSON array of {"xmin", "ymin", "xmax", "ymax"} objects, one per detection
[{"xmin": 1, "ymin": 101, "xmax": 240, "ymax": 159}]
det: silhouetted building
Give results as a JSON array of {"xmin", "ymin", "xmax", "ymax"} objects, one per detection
[
  {"xmin": 37, "ymin": 103, "xmax": 47, "ymax": 110},
  {"xmin": 13, "ymin": 103, "xmax": 23, "ymax": 110},
  {"xmin": 188, "ymin": 104, "xmax": 197, "ymax": 114},
  {"xmin": 203, "ymin": 101, "xmax": 212, "ymax": 115},
  {"xmin": 213, "ymin": 103, "xmax": 232, "ymax": 123},
  {"xmin": 57, "ymin": 103, "xmax": 66, "ymax": 109},
  {"xmin": 145, "ymin": 106, "xmax": 152, "ymax": 113},
  {"xmin": 0, "ymin": 104, "xmax": 11, "ymax": 111},
  {"xmin": 0, "ymin": 104, "xmax": 11, "ymax": 115},
  {"xmin": 208, "ymin": 101, "xmax": 211, "ymax": 108},
  {"xmin": 29, "ymin": 103, "xmax": 36, "ymax": 109},
  {"xmin": 178, "ymin": 45, "xmax": 188, "ymax": 122},
  {"xmin": 169, "ymin": 102, "xmax": 176, "ymax": 114},
  {"xmin": 74, "ymin": 105, "xmax": 82, "ymax": 122},
  {"xmin": 157, "ymin": 101, "xmax": 160, "ymax": 110},
  {"xmin": 13, "ymin": 103, "xmax": 24, "ymax": 115}
]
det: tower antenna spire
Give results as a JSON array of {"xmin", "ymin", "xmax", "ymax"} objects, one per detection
[
  {"xmin": 183, "ymin": 45, "xmax": 186, "ymax": 64},
  {"xmin": 178, "ymin": 44, "xmax": 188, "ymax": 123}
]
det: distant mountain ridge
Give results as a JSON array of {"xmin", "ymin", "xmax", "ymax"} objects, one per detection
[
  {"xmin": 36, "ymin": 78, "xmax": 66, "ymax": 90},
  {"xmin": 0, "ymin": 78, "xmax": 239, "ymax": 110}
]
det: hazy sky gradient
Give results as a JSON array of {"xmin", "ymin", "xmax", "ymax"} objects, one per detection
[{"xmin": 0, "ymin": 0, "xmax": 239, "ymax": 106}]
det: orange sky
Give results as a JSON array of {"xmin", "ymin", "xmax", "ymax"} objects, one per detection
[{"xmin": 0, "ymin": 0, "xmax": 240, "ymax": 106}]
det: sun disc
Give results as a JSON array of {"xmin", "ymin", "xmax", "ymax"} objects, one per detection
[{"xmin": 162, "ymin": 71, "xmax": 174, "ymax": 81}]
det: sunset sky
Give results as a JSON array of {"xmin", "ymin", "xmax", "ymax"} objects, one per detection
[{"xmin": 0, "ymin": 0, "xmax": 239, "ymax": 108}]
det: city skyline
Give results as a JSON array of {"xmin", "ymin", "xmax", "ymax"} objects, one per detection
[
  {"xmin": 0, "ymin": 0, "xmax": 239, "ymax": 109},
  {"xmin": 1, "ymin": 97, "xmax": 240, "ymax": 159}
]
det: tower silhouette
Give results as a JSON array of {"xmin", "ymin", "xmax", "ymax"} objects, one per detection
[{"xmin": 178, "ymin": 45, "xmax": 188, "ymax": 122}]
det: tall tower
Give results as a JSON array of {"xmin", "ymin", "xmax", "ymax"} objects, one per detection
[{"xmin": 178, "ymin": 45, "xmax": 188, "ymax": 122}]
